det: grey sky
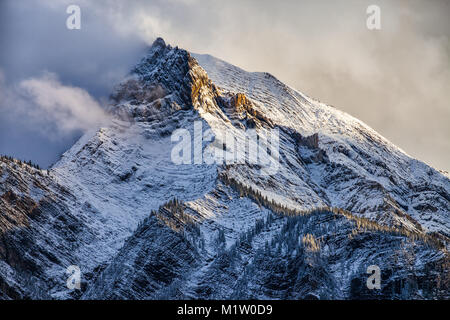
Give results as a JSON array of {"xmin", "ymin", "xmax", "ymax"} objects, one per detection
[{"xmin": 0, "ymin": 0, "xmax": 449, "ymax": 171}]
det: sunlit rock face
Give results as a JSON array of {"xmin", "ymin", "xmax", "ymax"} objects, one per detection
[{"xmin": 0, "ymin": 38, "xmax": 449, "ymax": 300}]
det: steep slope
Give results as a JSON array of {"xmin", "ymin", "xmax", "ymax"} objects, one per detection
[
  {"xmin": 0, "ymin": 38, "xmax": 449, "ymax": 299},
  {"xmin": 193, "ymin": 52, "xmax": 450, "ymax": 237}
]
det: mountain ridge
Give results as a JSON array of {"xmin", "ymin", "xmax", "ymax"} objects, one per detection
[{"xmin": 0, "ymin": 37, "xmax": 448, "ymax": 299}]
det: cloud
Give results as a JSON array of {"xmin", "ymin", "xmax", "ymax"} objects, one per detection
[
  {"xmin": 0, "ymin": 0, "xmax": 146, "ymax": 167},
  {"xmin": 1, "ymin": 71, "xmax": 111, "ymax": 137},
  {"xmin": 21, "ymin": 72, "xmax": 111, "ymax": 133},
  {"xmin": 0, "ymin": 0, "xmax": 146, "ymax": 94}
]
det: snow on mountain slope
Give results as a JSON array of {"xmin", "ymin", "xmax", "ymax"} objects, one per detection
[
  {"xmin": 193, "ymin": 52, "xmax": 450, "ymax": 236},
  {"xmin": 0, "ymin": 38, "xmax": 449, "ymax": 299}
]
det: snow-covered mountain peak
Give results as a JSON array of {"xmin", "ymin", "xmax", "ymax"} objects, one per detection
[
  {"xmin": 69, "ymin": 38, "xmax": 450, "ymax": 238},
  {"xmin": 0, "ymin": 38, "xmax": 448, "ymax": 300},
  {"xmin": 151, "ymin": 36, "xmax": 167, "ymax": 49},
  {"xmin": 108, "ymin": 37, "xmax": 222, "ymax": 126}
]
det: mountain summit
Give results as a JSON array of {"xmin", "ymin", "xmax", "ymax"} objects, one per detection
[{"xmin": 0, "ymin": 38, "xmax": 448, "ymax": 299}]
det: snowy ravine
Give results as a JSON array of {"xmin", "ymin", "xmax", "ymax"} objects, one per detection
[{"xmin": 0, "ymin": 38, "xmax": 448, "ymax": 299}]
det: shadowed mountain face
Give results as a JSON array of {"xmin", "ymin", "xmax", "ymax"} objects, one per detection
[{"xmin": 0, "ymin": 38, "xmax": 449, "ymax": 299}]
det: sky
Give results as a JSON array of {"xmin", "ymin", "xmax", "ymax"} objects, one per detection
[{"xmin": 0, "ymin": 0, "xmax": 449, "ymax": 171}]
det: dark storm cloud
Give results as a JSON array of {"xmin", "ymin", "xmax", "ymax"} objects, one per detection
[
  {"xmin": 0, "ymin": 0, "xmax": 147, "ymax": 95},
  {"xmin": 0, "ymin": 0, "xmax": 148, "ymax": 167}
]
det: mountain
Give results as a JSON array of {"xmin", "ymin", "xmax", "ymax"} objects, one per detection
[{"xmin": 0, "ymin": 38, "xmax": 449, "ymax": 299}]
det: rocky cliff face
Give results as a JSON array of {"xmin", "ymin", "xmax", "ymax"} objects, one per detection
[{"xmin": 0, "ymin": 38, "xmax": 449, "ymax": 299}]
